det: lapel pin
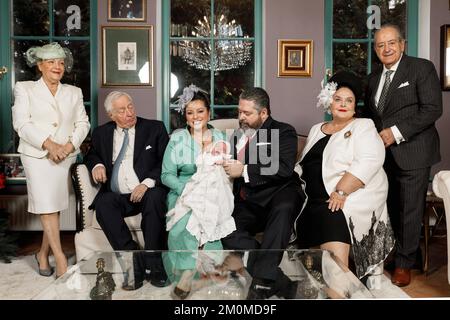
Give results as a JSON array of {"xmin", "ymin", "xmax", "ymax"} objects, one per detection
[{"xmin": 344, "ymin": 130, "xmax": 352, "ymax": 139}]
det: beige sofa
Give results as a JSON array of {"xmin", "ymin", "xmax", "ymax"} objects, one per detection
[
  {"xmin": 72, "ymin": 118, "xmax": 306, "ymax": 262},
  {"xmin": 71, "ymin": 119, "xmax": 240, "ymax": 262}
]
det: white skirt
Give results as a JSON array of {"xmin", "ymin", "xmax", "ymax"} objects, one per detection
[{"xmin": 20, "ymin": 154, "xmax": 76, "ymax": 214}]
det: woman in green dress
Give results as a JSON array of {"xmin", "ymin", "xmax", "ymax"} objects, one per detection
[{"xmin": 161, "ymin": 85, "xmax": 226, "ymax": 299}]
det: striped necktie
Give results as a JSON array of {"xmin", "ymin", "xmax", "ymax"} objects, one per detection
[{"xmin": 377, "ymin": 70, "xmax": 394, "ymax": 114}]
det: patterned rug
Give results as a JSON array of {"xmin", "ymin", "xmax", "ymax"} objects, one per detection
[{"xmin": 0, "ymin": 254, "xmax": 77, "ymax": 300}]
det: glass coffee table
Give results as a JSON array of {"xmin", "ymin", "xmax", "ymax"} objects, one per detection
[{"xmin": 33, "ymin": 249, "xmax": 373, "ymax": 300}]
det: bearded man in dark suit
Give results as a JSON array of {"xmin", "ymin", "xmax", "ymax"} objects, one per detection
[
  {"xmin": 84, "ymin": 91, "xmax": 169, "ymax": 290},
  {"xmin": 222, "ymin": 87, "xmax": 305, "ymax": 299},
  {"xmin": 364, "ymin": 24, "xmax": 442, "ymax": 287}
]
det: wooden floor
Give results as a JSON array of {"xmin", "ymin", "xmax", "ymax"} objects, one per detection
[
  {"xmin": 399, "ymin": 235, "xmax": 450, "ymax": 298},
  {"xmin": 14, "ymin": 230, "xmax": 450, "ymax": 298}
]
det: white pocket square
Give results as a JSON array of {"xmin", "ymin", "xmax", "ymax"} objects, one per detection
[
  {"xmin": 398, "ymin": 81, "xmax": 409, "ymax": 88},
  {"xmin": 145, "ymin": 145, "xmax": 152, "ymax": 150},
  {"xmin": 256, "ymin": 142, "xmax": 271, "ymax": 146}
]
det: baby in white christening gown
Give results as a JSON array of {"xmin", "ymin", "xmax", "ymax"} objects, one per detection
[{"xmin": 166, "ymin": 140, "xmax": 236, "ymax": 246}]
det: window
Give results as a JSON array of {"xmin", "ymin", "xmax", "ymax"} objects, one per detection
[
  {"xmin": 0, "ymin": 0, "xmax": 97, "ymax": 152},
  {"xmin": 325, "ymin": 0, "xmax": 418, "ymax": 96},
  {"xmin": 162, "ymin": 0, "xmax": 262, "ymax": 132}
]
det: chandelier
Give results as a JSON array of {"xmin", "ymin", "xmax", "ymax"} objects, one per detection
[{"xmin": 175, "ymin": 15, "xmax": 252, "ymax": 71}]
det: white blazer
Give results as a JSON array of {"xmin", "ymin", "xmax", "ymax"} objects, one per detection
[
  {"xmin": 12, "ymin": 77, "xmax": 90, "ymax": 158},
  {"xmin": 299, "ymin": 118, "xmax": 389, "ymax": 239}
]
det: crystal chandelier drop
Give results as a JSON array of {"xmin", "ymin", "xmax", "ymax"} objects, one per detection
[{"xmin": 177, "ymin": 15, "xmax": 252, "ymax": 71}]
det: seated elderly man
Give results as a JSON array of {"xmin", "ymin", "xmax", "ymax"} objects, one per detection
[{"xmin": 84, "ymin": 91, "xmax": 169, "ymax": 290}]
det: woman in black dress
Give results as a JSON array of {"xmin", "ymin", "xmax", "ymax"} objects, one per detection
[{"xmin": 296, "ymin": 71, "xmax": 394, "ymax": 279}]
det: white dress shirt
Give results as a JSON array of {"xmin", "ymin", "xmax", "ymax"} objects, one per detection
[
  {"xmin": 236, "ymin": 131, "xmax": 256, "ymax": 183},
  {"xmin": 375, "ymin": 54, "xmax": 405, "ymax": 144},
  {"xmin": 93, "ymin": 125, "xmax": 155, "ymax": 193}
]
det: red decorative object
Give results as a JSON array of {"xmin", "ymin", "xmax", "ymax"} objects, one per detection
[{"xmin": 0, "ymin": 173, "xmax": 5, "ymax": 189}]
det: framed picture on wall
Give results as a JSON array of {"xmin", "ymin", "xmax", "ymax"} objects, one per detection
[
  {"xmin": 102, "ymin": 26, "xmax": 153, "ymax": 87},
  {"xmin": 278, "ymin": 39, "xmax": 313, "ymax": 77},
  {"xmin": 108, "ymin": 0, "xmax": 146, "ymax": 22},
  {"xmin": 0, "ymin": 154, "xmax": 26, "ymax": 182}
]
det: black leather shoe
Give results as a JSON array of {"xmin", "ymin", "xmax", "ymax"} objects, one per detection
[
  {"xmin": 150, "ymin": 271, "xmax": 169, "ymax": 288},
  {"xmin": 122, "ymin": 278, "xmax": 143, "ymax": 291},
  {"xmin": 247, "ymin": 273, "xmax": 298, "ymax": 300},
  {"xmin": 246, "ymin": 278, "xmax": 277, "ymax": 300}
]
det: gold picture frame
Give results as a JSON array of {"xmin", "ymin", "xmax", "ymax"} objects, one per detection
[
  {"xmin": 278, "ymin": 39, "xmax": 313, "ymax": 77},
  {"xmin": 101, "ymin": 25, "xmax": 154, "ymax": 87},
  {"xmin": 108, "ymin": 0, "xmax": 146, "ymax": 22}
]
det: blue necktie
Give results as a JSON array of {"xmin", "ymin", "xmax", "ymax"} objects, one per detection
[{"xmin": 111, "ymin": 128, "xmax": 129, "ymax": 194}]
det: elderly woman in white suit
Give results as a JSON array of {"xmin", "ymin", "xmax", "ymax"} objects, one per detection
[
  {"xmin": 12, "ymin": 43, "xmax": 90, "ymax": 278},
  {"xmin": 296, "ymin": 71, "xmax": 394, "ymax": 280}
]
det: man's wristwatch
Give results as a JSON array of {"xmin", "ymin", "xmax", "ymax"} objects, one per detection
[{"xmin": 336, "ymin": 190, "xmax": 349, "ymax": 197}]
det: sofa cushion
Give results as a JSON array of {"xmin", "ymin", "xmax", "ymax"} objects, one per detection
[{"xmin": 208, "ymin": 119, "xmax": 239, "ymax": 131}]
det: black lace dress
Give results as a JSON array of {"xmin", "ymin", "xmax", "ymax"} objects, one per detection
[{"xmin": 296, "ymin": 134, "xmax": 351, "ymax": 248}]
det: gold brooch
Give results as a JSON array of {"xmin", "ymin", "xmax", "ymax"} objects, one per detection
[{"xmin": 344, "ymin": 130, "xmax": 352, "ymax": 139}]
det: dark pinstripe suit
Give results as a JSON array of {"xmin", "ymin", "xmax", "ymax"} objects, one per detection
[{"xmin": 364, "ymin": 54, "xmax": 442, "ymax": 268}]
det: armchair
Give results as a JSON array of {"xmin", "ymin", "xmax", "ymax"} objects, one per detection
[
  {"xmin": 71, "ymin": 163, "xmax": 144, "ymax": 262},
  {"xmin": 431, "ymin": 170, "xmax": 450, "ymax": 284}
]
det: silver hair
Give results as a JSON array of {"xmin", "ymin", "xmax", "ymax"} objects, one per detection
[
  {"xmin": 374, "ymin": 23, "xmax": 405, "ymax": 42},
  {"xmin": 104, "ymin": 91, "xmax": 133, "ymax": 113}
]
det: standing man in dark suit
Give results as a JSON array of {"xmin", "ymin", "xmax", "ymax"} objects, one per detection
[
  {"xmin": 222, "ymin": 87, "xmax": 305, "ymax": 299},
  {"xmin": 84, "ymin": 91, "xmax": 170, "ymax": 289},
  {"xmin": 364, "ymin": 24, "xmax": 442, "ymax": 287}
]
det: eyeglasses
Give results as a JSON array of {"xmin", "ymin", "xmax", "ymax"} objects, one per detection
[{"xmin": 375, "ymin": 39, "xmax": 401, "ymax": 50}]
